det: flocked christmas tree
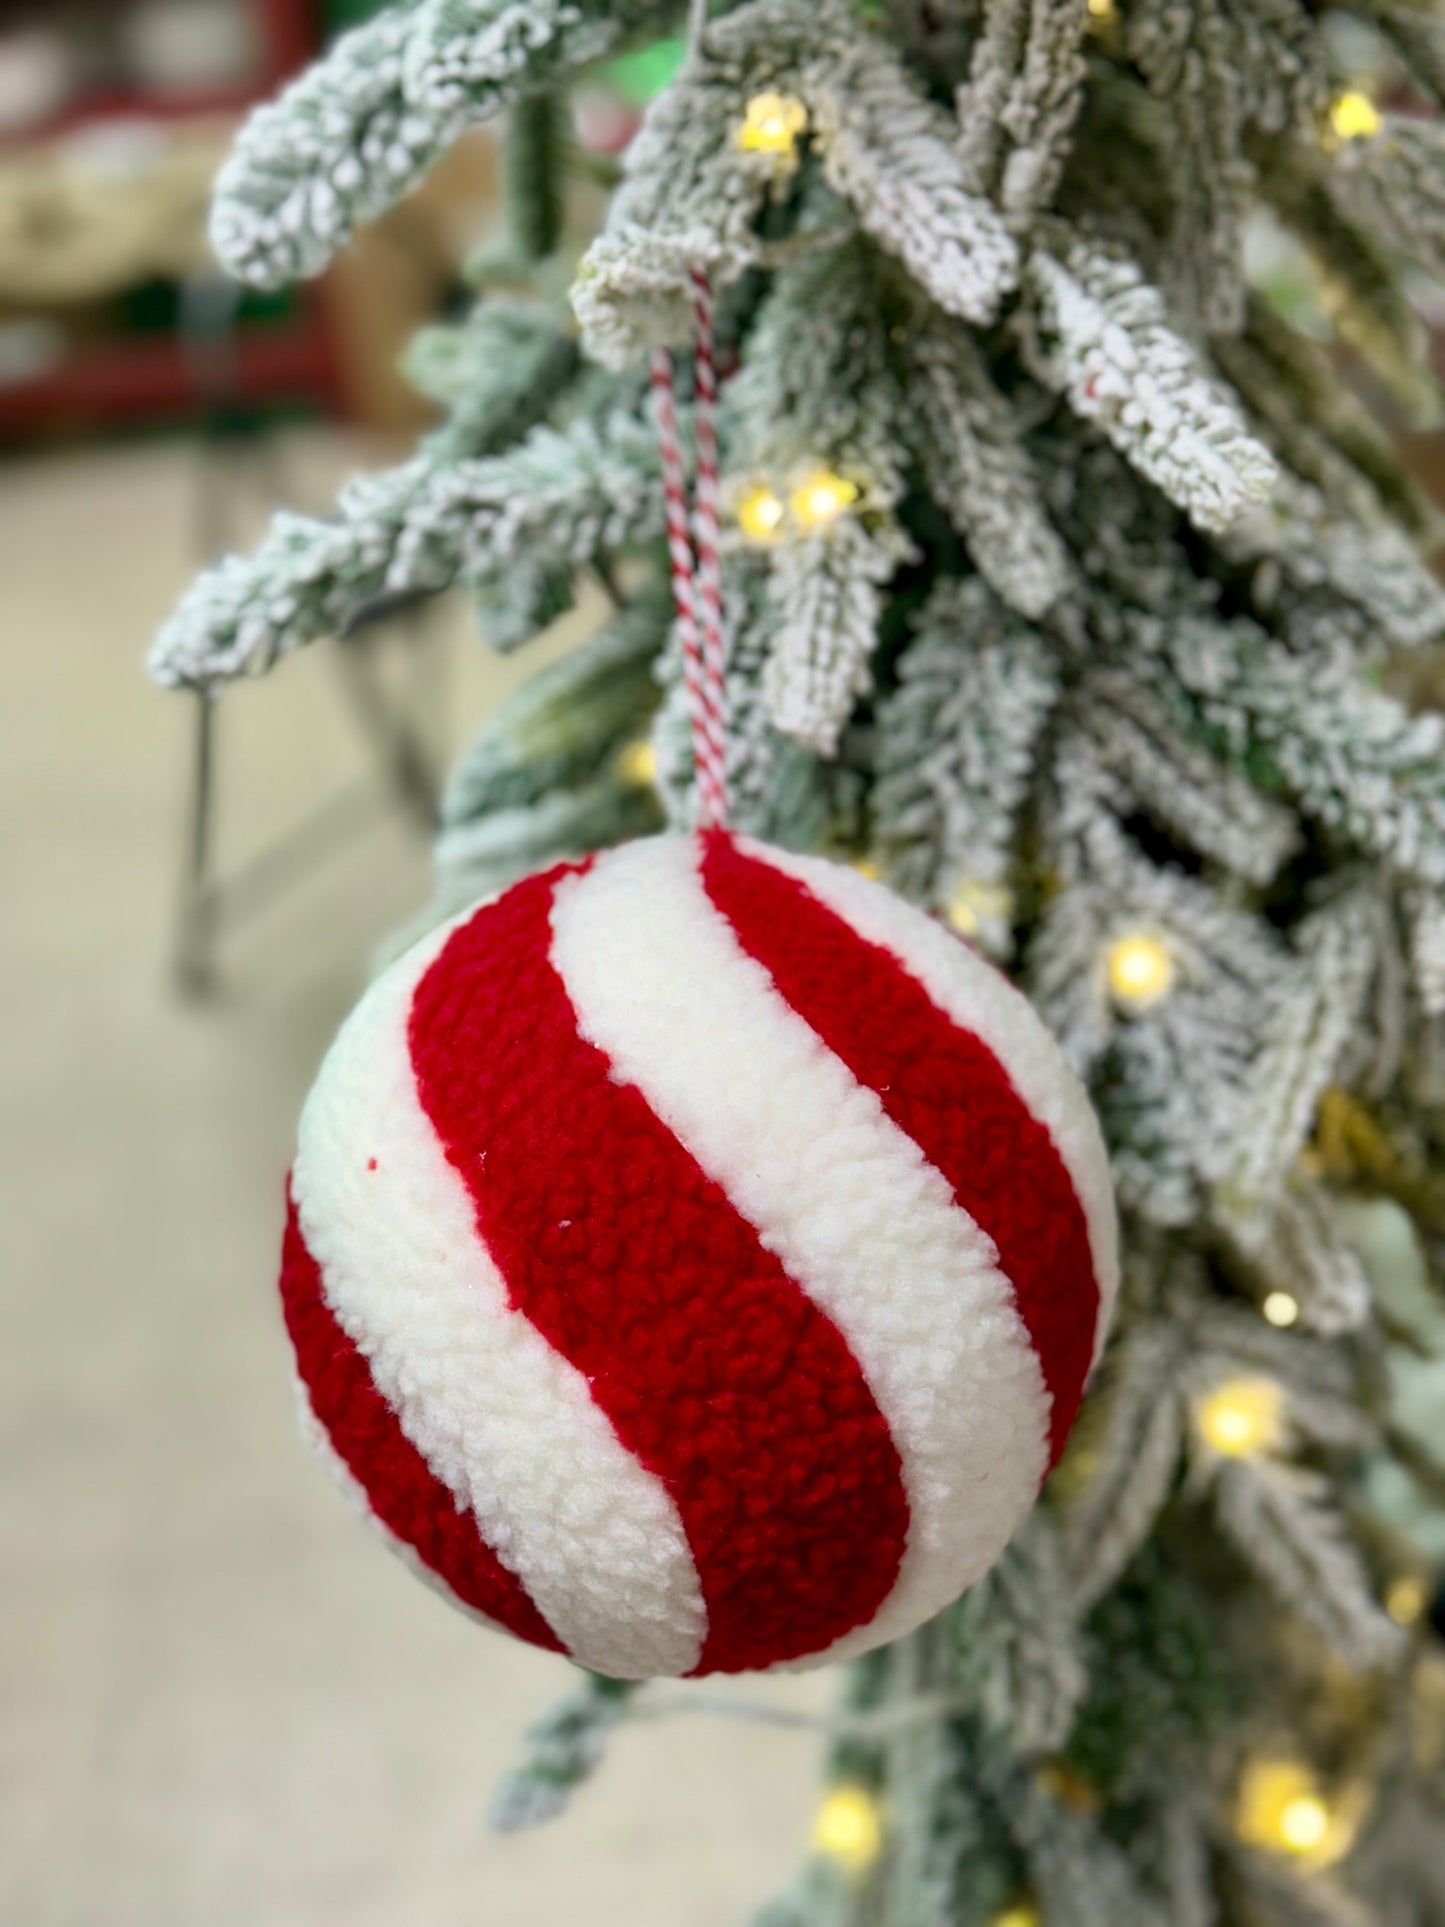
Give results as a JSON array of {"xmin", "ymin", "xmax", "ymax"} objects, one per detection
[{"xmin": 153, "ymin": 0, "xmax": 1445, "ymax": 1920}]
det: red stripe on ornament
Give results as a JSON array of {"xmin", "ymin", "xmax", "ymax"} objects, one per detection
[
  {"xmin": 279, "ymin": 1187, "xmax": 564, "ymax": 1650},
  {"xmin": 407, "ymin": 861, "xmax": 908, "ymax": 1676},
  {"xmin": 701, "ymin": 833, "xmax": 1097, "ymax": 1463}
]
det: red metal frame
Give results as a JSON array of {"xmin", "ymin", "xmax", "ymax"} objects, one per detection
[
  {"xmin": 0, "ymin": 0, "xmax": 342, "ymax": 439},
  {"xmin": 0, "ymin": 85, "xmax": 263, "ymax": 153},
  {"xmin": 253, "ymin": 0, "xmax": 320, "ymax": 75},
  {"xmin": 0, "ymin": 291, "xmax": 340, "ymax": 436}
]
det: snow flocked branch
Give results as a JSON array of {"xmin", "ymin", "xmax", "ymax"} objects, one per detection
[
  {"xmin": 763, "ymin": 517, "xmax": 911, "ymax": 755},
  {"xmin": 955, "ymin": 0, "xmax": 1091, "ymax": 220},
  {"xmin": 210, "ymin": 0, "xmax": 653, "ymax": 289},
  {"xmin": 1141, "ymin": 608, "xmax": 1445, "ymax": 888},
  {"xmin": 903, "ymin": 310, "xmax": 1075, "ymax": 620},
  {"xmin": 723, "ymin": 240, "xmax": 916, "ymax": 754},
  {"xmin": 1025, "ymin": 233, "xmax": 1278, "ymax": 534},
  {"xmin": 574, "ymin": 0, "xmax": 1019, "ymax": 366},
  {"xmin": 872, "ymin": 578, "xmax": 1062, "ymax": 914},
  {"xmin": 149, "ymin": 402, "xmax": 664, "ymax": 688}
]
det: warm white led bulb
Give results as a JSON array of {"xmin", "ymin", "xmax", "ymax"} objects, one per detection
[
  {"xmin": 945, "ymin": 879, "xmax": 1015, "ymax": 939},
  {"xmin": 789, "ymin": 467, "xmax": 859, "ymax": 533},
  {"xmin": 1106, "ymin": 932, "xmax": 1175, "ymax": 1011},
  {"xmin": 735, "ymin": 481, "xmax": 787, "ymax": 543},
  {"xmin": 736, "ymin": 92, "xmax": 809, "ymax": 159},
  {"xmin": 1278, "ymin": 1795, "xmax": 1331, "ymax": 1853},
  {"xmin": 1385, "ymin": 1574, "xmax": 1428, "ymax": 1626},
  {"xmin": 812, "ymin": 1784, "xmax": 883, "ymax": 1873},
  {"xmin": 1195, "ymin": 1377, "xmax": 1284, "ymax": 1458},
  {"xmin": 1330, "ymin": 91, "xmax": 1380, "ymax": 141},
  {"xmin": 616, "ymin": 739, "xmax": 657, "ymax": 787}
]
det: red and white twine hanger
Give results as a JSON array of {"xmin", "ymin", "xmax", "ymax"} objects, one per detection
[{"xmin": 650, "ymin": 266, "xmax": 730, "ymax": 830}]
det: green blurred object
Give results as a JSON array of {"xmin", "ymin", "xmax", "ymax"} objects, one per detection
[
  {"xmin": 116, "ymin": 281, "xmax": 297, "ymax": 336},
  {"xmin": 598, "ymin": 37, "xmax": 685, "ymax": 104},
  {"xmin": 503, "ymin": 90, "xmax": 570, "ymax": 260},
  {"xmin": 322, "ymin": 0, "xmax": 391, "ymax": 29}
]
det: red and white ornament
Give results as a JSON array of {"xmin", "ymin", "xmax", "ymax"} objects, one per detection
[{"xmin": 281, "ymin": 828, "xmax": 1117, "ymax": 1678}]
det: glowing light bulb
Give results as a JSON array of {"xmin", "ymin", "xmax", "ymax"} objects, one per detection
[
  {"xmin": 1238, "ymin": 1760, "xmax": 1358, "ymax": 1866},
  {"xmin": 945, "ymin": 878, "xmax": 1015, "ymax": 938},
  {"xmin": 992, "ymin": 1906, "xmax": 1041, "ymax": 1927},
  {"xmin": 1086, "ymin": 0, "xmax": 1116, "ymax": 20},
  {"xmin": 1280, "ymin": 1796, "xmax": 1330, "ymax": 1852},
  {"xmin": 736, "ymin": 91, "xmax": 809, "ymax": 161},
  {"xmin": 1262, "ymin": 1291, "xmax": 1300, "ymax": 1329},
  {"xmin": 790, "ymin": 467, "xmax": 859, "ymax": 533},
  {"xmin": 736, "ymin": 481, "xmax": 787, "ymax": 544},
  {"xmin": 1036, "ymin": 1761, "xmax": 1099, "ymax": 1814},
  {"xmin": 1195, "ymin": 1376, "xmax": 1284, "ymax": 1458},
  {"xmin": 851, "ymin": 856, "xmax": 883, "ymax": 881},
  {"xmin": 1385, "ymin": 1574, "xmax": 1429, "ymax": 1627},
  {"xmin": 616, "ymin": 739, "xmax": 657, "ymax": 787},
  {"xmin": 1330, "ymin": 91, "xmax": 1381, "ymax": 142},
  {"xmin": 1105, "ymin": 931, "xmax": 1175, "ymax": 1011},
  {"xmin": 812, "ymin": 1784, "xmax": 883, "ymax": 1873}
]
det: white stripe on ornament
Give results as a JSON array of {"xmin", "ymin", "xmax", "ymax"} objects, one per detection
[
  {"xmin": 747, "ymin": 840, "xmax": 1120, "ymax": 1363},
  {"xmin": 291, "ymin": 1373, "xmax": 521, "ymax": 1639},
  {"xmin": 549, "ymin": 835, "xmax": 1052, "ymax": 1667},
  {"xmin": 292, "ymin": 909, "xmax": 707, "ymax": 1680}
]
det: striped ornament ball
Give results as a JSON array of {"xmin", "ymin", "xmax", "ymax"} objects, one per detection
[{"xmin": 281, "ymin": 830, "xmax": 1118, "ymax": 1679}]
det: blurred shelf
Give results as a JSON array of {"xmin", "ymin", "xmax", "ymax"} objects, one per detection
[
  {"xmin": 0, "ymin": 0, "xmax": 338, "ymax": 440},
  {"xmin": 0, "ymin": 292, "xmax": 340, "ymax": 435},
  {"xmin": 0, "ymin": 84, "xmax": 263, "ymax": 155},
  {"xmin": 0, "ymin": 0, "xmax": 318, "ymax": 150}
]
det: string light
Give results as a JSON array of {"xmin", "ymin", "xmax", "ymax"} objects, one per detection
[
  {"xmin": 1048, "ymin": 1438, "xmax": 1098, "ymax": 1502},
  {"xmin": 736, "ymin": 91, "xmax": 809, "ymax": 165},
  {"xmin": 1194, "ymin": 1376, "xmax": 1284, "ymax": 1458},
  {"xmin": 1329, "ymin": 91, "xmax": 1381, "ymax": 142},
  {"xmin": 1105, "ymin": 931, "xmax": 1175, "ymax": 1011},
  {"xmin": 735, "ymin": 480, "xmax": 787, "ymax": 544},
  {"xmin": 851, "ymin": 856, "xmax": 883, "ymax": 881},
  {"xmin": 1279, "ymin": 1796, "xmax": 1330, "ymax": 1853},
  {"xmin": 1385, "ymin": 1574, "xmax": 1429, "ymax": 1627},
  {"xmin": 1414, "ymin": 1654, "xmax": 1445, "ymax": 1778},
  {"xmin": 732, "ymin": 466, "xmax": 864, "ymax": 541},
  {"xmin": 992, "ymin": 1905, "xmax": 1041, "ymax": 1927},
  {"xmin": 1085, "ymin": 0, "xmax": 1117, "ymax": 20},
  {"xmin": 1262, "ymin": 1291, "xmax": 1300, "ymax": 1329},
  {"xmin": 1036, "ymin": 1761, "xmax": 1099, "ymax": 1814},
  {"xmin": 790, "ymin": 466, "xmax": 860, "ymax": 533},
  {"xmin": 1237, "ymin": 1760, "xmax": 1356, "ymax": 1866},
  {"xmin": 616, "ymin": 739, "xmax": 657, "ymax": 787},
  {"xmin": 812, "ymin": 1783, "xmax": 883, "ymax": 1873},
  {"xmin": 945, "ymin": 878, "xmax": 1015, "ymax": 939}
]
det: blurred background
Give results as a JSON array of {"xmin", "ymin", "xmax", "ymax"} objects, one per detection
[{"xmin": 0, "ymin": 4, "xmax": 830, "ymax": 1922}]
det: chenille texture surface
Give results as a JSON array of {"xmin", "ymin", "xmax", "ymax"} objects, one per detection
[{"xmin": 281, "ymin": 830, "xmax": 1118, "ymax": 1679}]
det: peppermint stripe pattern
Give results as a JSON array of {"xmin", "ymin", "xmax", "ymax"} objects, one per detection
[
  {"xmin": 700, "ymin": 834, "xmax": 1098, "ymax": 1462},
  {"xmin": 283, "ymin": 831, "xmax": 1117, "ymax": 1678},
  {"xmin": 409, "ymin": 861, "xmax": 907, "ymax": 1677},
  {"xmin": 281, "ymin": 1193, "xmax": 563, "ymax": 1650}
]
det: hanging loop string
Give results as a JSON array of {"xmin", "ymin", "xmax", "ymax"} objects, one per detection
[
  {"xmin": 689, "ymin": 269, "xmax": 729, "ymax": 813},
  {"xmin": 649, "ymin": 266, "xmax": 728, "ymax": 830}
]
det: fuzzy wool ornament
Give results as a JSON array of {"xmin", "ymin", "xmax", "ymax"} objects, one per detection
[{"xmin": 281, "ymin": 827, "xmax": 1118, "ymax": 1679}]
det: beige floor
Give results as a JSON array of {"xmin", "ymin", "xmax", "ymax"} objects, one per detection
[{"xmin": 0, "ymin": 431, "xmax": 830, "ymax": 1927}]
